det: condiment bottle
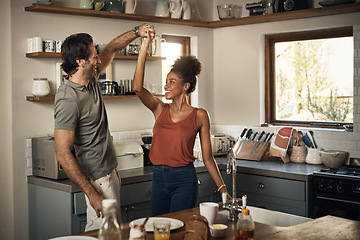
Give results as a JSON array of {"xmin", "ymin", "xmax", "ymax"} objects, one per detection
[
  {"xmin": 98, "ymin": 199, "xmax": 122, "ymax": 240},
  {"xmin": 235, "ymin": 195, "xmax": 254, "ymax": 240}
]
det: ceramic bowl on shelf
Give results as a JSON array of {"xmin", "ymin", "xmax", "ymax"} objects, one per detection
[
  {"xmin": 319, "ymin": 150, "xmax": 349, "ymax": 168},
  {"xmin": 217, "ymin": 4, "xmax": 242, "ymax": 20}
]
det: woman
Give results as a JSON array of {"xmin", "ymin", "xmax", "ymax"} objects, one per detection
[{"xmin": 133, "ymin": 31, "xmax": 229, "ymax": 216}]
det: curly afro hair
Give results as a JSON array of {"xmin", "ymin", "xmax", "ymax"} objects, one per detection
[{"xmin": 170, "ymin": 56, "xmax": 202, "ymax": 94}]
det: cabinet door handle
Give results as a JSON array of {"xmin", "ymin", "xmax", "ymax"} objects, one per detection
[
  {"xmin": 130, "ymin": 206, "xmax": 135, "ymax": 211},
  {"xmin": 256, "ymin": 182, "xmax": 265, "ymax": 188},
  {"xmin": 198, "ymin": 180, "xmax": 201, "ymax": 185}
]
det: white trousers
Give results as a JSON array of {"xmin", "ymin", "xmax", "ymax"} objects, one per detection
[{"xmin": 84, "ymin": 169, "xmax": 121, "ymax": 231}]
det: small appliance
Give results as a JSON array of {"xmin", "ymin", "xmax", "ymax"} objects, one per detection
[
  {"xmin": 113, "ymin": 141, "xmax": 144, "ymax": 171},
  {"xmin": 32, "ymin": 136, "xmax": 68, "ymax": 179},
  {"xmin": 211, "ymin": 133, "xmax": 234, "ymax": 156}
]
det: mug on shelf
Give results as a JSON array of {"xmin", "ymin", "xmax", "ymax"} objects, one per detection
[
  {"xmin": 170, "ymin": 0, "xmax": 183, "ymax": 19},
  {"xmin": 94, "ymin": 1, "xmax": 105, "ymax": 10},
  {"xmin": 155, "ymin": 0, "xmax": 170, "ymax": 17},
  {"xmin": 32, "ymin": 37, "xmax": 43, "ymax": 52},
  {"xmin": 55, "ymin": 41, "xmax": 62, "ymax": 53},
  {"xmin": 106, "ymin": 0, "xmax": 123, "ymax": 12},
  {"xmin": 79, "ymin": 0, "xmax": 94, "ymax": 9},
  {"xmin": 123, "ymin": 0, "xmax": 137, "ymax": 14},
  {"xmin": 153, "ymin": 35, "xmax": 166, "ymax": 57},
  {"xmin": 44, "ymin": 40, "xmax": 55, "ymax": 52}
]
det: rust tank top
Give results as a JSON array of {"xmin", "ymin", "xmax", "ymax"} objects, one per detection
[{"xmin": 149, "ymin": 104, "xmax": 198, "ymax": 167}]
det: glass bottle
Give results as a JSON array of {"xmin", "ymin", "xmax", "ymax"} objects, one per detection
[
  {"xmin": 235, "ymin": 208, "xmax": 254, "ymax": 240},
  {"xmin": 98, "ymin": 199, "xmax": 122, "ymax": 240}
]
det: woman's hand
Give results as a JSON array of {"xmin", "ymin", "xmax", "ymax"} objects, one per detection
[{"xmin": 140, "ymin": 29, "xmax": 155, "ymax": 51}]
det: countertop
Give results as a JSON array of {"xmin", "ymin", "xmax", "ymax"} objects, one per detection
[
  {"xmin": 75, "ymin": 206, "xmax": 360, "ymax": 240},
  {"xmin": 27, "ymin": 157, "xmax": 325, "ymax": 193}
]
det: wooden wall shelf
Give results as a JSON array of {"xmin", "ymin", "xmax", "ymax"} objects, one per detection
[
  {"xmin": 25, "ymin": 3, "xmax": 360, "ymax": 28},
  {"xmin": 26, "ymin": 94, "xmax": 165, "ymax": 101},
  {"xmin": 25, "ymin": 52, "xmax": 165, "ymax": 61}
]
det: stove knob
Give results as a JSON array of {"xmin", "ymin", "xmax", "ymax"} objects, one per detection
[
  {"xmin": 337, "ymin": 184, "xmax": 344, "ymax": 193},
  {"xmin": 318, "ymin": 182, "xmax": 325, "ymax": 190},
  {"xmin": 326, "ymin": 183, "xmax": 334, "ymax": 191}
]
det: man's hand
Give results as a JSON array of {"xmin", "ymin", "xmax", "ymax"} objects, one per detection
[
  {"xmin": 138, "ymin": 23, "xmax": 155, "ymax": 38},
  {"xmin": 88, "ymin": 190, "xmax": 105, "ymax": 218}
]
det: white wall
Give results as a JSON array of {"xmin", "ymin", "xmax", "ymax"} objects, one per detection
[{"xmin": 0, "ymin": 1, "xmax": 14, "ymax": 240}]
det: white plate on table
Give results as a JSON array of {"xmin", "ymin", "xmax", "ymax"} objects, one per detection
[
  {"xmin": 129, "ymin": 217, "xmax": 184, "ymax": 232},
  {"xmin": 48, "ymin": 236, "xmax": 97, "ymax": 240}
]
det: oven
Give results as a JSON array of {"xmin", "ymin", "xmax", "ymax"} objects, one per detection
[{"xmin": 312, "ymin": 165, "xmax": 360, "ymax": 220}]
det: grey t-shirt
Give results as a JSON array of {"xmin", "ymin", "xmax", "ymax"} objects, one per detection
[{"xmin": 54, "ymin": 76, "xmax": 117, "ymax": 181}]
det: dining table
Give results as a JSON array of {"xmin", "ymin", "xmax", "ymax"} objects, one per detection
[{"xmin": 74, "ymin": 205, "xmax": 360, "ymax": 240}]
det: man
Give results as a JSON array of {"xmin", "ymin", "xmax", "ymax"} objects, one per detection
[{"xmin": 54, "ymin": 24, "xmax": 155, "ymax": 231}]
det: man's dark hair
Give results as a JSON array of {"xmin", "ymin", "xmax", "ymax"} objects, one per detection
[{"xmin": 61, "ymin": 33, "xmax": 94, "ymax": 76}]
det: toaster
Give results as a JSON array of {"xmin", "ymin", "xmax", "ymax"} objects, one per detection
[
  {"xmin": 211, "ymin": 133, "xmax": 234, "ymax": 156},
  {"xmin": 32, "ymin": 136, "xmax": 68, "ymax": 180}
]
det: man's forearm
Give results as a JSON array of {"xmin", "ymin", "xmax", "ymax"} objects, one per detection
[
  {"xmin": 57, "ymin": 151, "xmax": 97, "ymax": 197},
  {"xmin": 97, "ymin": 29, "xmax": 137, "ymax": 73}
]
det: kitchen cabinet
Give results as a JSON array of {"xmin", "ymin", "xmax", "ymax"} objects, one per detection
[
  {"xmin": 120, "ymin": 181, "xmax": 152, "ymax": 223},
  {"xmin": 196, "ymin": 170, "xmax": 232, "ymax": 204},
  {"xmin": 196, "ymin": 171, "xmax": 219, "ymax": 204},
  {"xmin": 235, "ymin": 173, "xmax": 311, "ymax": 217},
  {"xmin": 28, "ymin": 184, "xmax": 87, "ymax": 240},
  {"xmin": 27, "ymin": 180, "xmax": 153, "ymax": 239},
  {"xmin": 24, "ymin": 3, "xmax": 360, "ymax": 28}
]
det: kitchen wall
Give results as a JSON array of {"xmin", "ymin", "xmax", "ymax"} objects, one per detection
[
  {"xmin": 0, "ymin": 1, "xmax": 14, "ymax": 240},
  {"xmin": 3, "ymin": 0, "xmax": 214, "ymax": 239},
  {"xmin": 212, "ymin": 8, "xmax": 360, "ymax": 158},
  {"xmin": 2, "ymin": 1, "xmax": 360, "ymax": 240}
]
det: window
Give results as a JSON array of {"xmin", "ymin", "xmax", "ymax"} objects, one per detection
[
  {"xmin": 265, "ymin": 27, "xmax": 353, "ymax": 128},
  {"xmin": 161, "ymin": 35, "xmax": 190, "ymax": 87}
]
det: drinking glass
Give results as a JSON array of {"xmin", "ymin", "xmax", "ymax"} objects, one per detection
[{"xmin": 153, "ymin": 220, "xmax": 170, "ymax": 240}]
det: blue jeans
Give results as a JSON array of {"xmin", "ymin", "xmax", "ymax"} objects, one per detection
[{"xmin": 151, "ymin": 163, "xmax": 198, "ymax": 216}]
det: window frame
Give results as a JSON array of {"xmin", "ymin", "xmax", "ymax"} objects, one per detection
[
  {"xmin": 161, "ymin": 35, "xmax": 190, "ymax": 56},
  {"xmin": 264, "ymin": 26, "xmax": 353, "ymax": 129}
]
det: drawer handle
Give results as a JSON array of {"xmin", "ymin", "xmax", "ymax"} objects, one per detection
[
  {"xmin": 198, "ymin": 180, "xmax": 201, "ymax": 185},
  {"xmin": 256, "ymin": 182, "xmax": 265, "ymax": 188},
  {"xmin": 130, "ymin": 206, "xmax": 135, "ymax": 211}
]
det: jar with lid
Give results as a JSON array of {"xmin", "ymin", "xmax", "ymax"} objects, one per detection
[
  {"xmin": 235, "ymin": 208, "xmax": 255, "ymax": 240},
  {"xmin": 32, "ymin": 78, "xmax": 50, "ymax": 97},
  {"xmin": 98, "ymin": 199, "xmax": 122, "ymax": 240}
]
